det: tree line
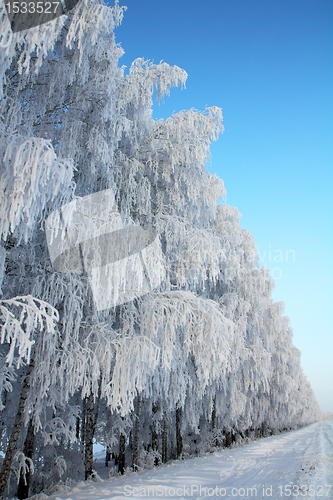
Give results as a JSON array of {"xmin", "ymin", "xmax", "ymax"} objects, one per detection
[{"xmin": 0, "ymin": 0, "xmax": 321, "ymax": 498}]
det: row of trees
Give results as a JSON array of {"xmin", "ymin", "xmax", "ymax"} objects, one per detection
[{"xmin": 0, "ymin": 0, "xmax": 321, "ymax": 498}]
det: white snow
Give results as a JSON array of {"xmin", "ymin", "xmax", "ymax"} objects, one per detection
[{"xmin": 36, "ymin": 420, "xmax": 333, "ymax": 500}]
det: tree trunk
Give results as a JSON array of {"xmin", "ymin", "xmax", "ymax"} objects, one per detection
[
  {"xmin": 150, "ymin": 403, "xmax": 159, "ymax": 453},
  {"xmin": 84, "ymin": 380, "xmax": 102, "ymax": 480},
  {"xmin": 132, "ymin": 397, "xmax": 142, "ymax": 470},
  {"xmin": 176, "ymin": 405, "xmax": 183, "ymax": 458},
  {"xmin": 17, "ymin": 417, "xmax": 35, "ymax": 500},
  {"xmin": 118, "ymin": 434, "xmax": 126, "ymax": 474},
  {"xmin": 84, "ymin": 392, "xmax": 94, "ymax": 480},
  {"xmin": 261, "ymin": 422, "xmax": 267, "ymax": 437},
  {"xmin": 212, "ymin": 396, "xmax": 217, "ymax": 430},
  {"xmin": 211, "ymin": 396, "xmax": 217, "ymax": 447},
  {"xmin": 76, "ymin": 416, "xmax": 80, "ymax": 441},
  {"xmin": 162, "ymin": 415, "xmax": 168, "ymax": 464},
  {"xmin": 81, "ymin": 396, "xmax": 86, "ymax": 455},
  {"xmin": 93, "ymin": 380, "xmax": 102, "ymax": 431},
  {"xmin": 224, "ymin": 430, "xmax": 232, "ymax": 447},
  {"xmin": 151, "ymin": 427, "xmax": 159, "ymax": 452},
  {"xmin": 105, "ymin": 445, "xmax": 111, "ymax": 467},
  {"xmin": 0, "ymin": 357, "xmax": 35, "ymax": 500}
]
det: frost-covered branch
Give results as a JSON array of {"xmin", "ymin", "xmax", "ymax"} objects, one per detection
[
  {"xmin": 0, "ymin": 129, "xmax": 75, "ymax": 245},
  {"xmin": 0, "ymin": 295, "xmax": 58, "ymax": 367}
]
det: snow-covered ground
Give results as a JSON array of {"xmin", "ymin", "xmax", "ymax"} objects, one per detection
[{"xmin": 33, "ymin": 420, "xmax": 333, "ymax": 500}]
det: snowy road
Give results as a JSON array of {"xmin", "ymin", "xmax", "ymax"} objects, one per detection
[{"xmin": 43, "ymin": 420, "xmax": 333, "ymax": 500}]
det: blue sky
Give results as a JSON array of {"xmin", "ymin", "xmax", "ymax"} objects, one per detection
[{"xmin": 112, "ymin": 0, "xmax": 333, "ymax": 412}]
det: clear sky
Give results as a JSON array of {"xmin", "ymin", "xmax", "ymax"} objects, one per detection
[{"xmin": 110, "ymin": 0, "xmax": 333, "ymax": 412}]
